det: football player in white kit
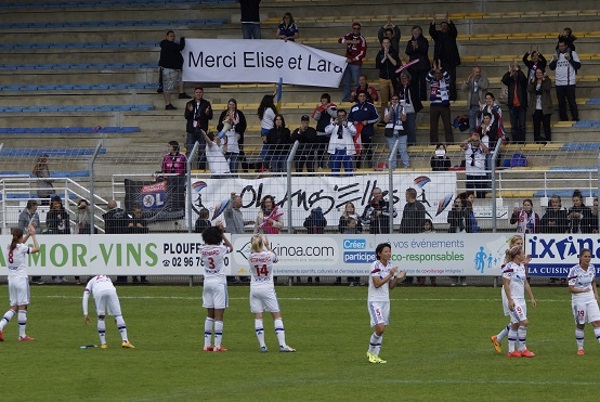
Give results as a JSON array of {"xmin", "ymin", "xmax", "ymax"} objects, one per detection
[
  {"xmin": 248, "ymin": 234, "xmax": 295, "ymax": 352},
  {"xmin": 200, "ymin": 225, "xmax": 233, "ymax": 352},
  {"xmin": 82, "ymin": 275, "xmax": 135, "ymax": 349},
  {"xmin": 491, "ymin": 235, "xmax": 523, "ymax": 354},
  {"xmin": 0, "ymin": 226, "xmax": 40, "ymax": 342},
  {"xmin": 502, "ymin": 245, "xmax": 537, "ymax": 358},
  {"xmin": 366, "ymin": 242, "xmax": 405, "ymax": 364},
  {"xmin": 567, "ymin": 248, "xmax": 600, "ymax": 356}
]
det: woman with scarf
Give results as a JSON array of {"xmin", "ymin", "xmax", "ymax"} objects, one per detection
[{"xmin": 510, "ymin": 198, "xmax": 540, "ymax": 234}]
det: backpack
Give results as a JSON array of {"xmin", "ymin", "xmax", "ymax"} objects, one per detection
[{"xmin": 510, "ymin": 153, "xmax": 527, "ymax": 167}]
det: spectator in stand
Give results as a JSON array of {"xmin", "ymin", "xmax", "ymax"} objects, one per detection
[
  {"xmin": 429, "ymin": 13, "xmax": 460, "ymax": 101},
  {"xmin": 258, "ymin": 95, "xmax": 277, "ymax": 171},
  {"xmin": 377, "ymin": 16, "xmax": 401, "ymax": 54},
  {"xmin": 195, "ymin": 208, "xmax": 211, "ymax": 234},
  {"xmin": 276, "ymin": 12, "xmax": 298, "ymax": 41},
  {"xmin": 200, "ymin": 129, "xmax": 231, "ymax": 176},
  {"xmin": 461, "ymin": 66, "xmax": 489, "ymax": 134},
  {"xmin": 348, "ymin": 90, "xmax": 379, "ymax": 169},
  {"xmin": 338, "ymin": 202, "xmax": 363, "ymax": 286},
  {"xmin": 75, "ymin": 199, "xmax": 92, "ymax": 235},
  {"xmin": 161, "ymin": 141, "xmax": 187, "ymax": 176},
  {"xmin": 476, "ymin": 113, "xmax": 493, "ymax": 147},
  {"xmin": 522, "ymin": 48, "xmax": 547, "ymax": 83},
  {"xmin": 18, "ymin": 200, "xmax": 44, "ymax": 285},
  {"xmin": 427, "ymin": 60, "xmax": 454, "ymax": 144},
  {"xmin": 501, "ymin": 63, "xmax": 528, "ymax": 143},
  {"xmin": 32, "ymin": 154, "xmax": 54, "ymax": 205},
  {"xmin": 591, "ymin": 198, "xmax": 599, "ymax": 233},
  {"xmin": 430, "ymin": 143, "xmax": 452, "ymax": 171},
  {"xmin": 338, "ymin": 21, "xmax": 367, "ymax": 103},
  {"xmin": 350, "ymin": 75, "xmax": 379, "ymax": 105},
  {"xmin": 460, "ymin": 133, "xmax": 488, "ymax": 199},
  {"xmin": 255, "ymin": 195, "xmax": 283, "ymax": 235},
  {"xmin": 540, "ymin": 195, "xmax": 568, "ymax": 235},
  {"xmin": 417, "ymin": 219, "xmax": 437, "ymax": 286},
  {"xmin": 383, "ymin": 94, "xmax": 409, "ymax": 169},
  {"xmin": 185, "ymin": 86, "xmax": 213, "ymax": 170},
  {"xmin": 478, "ymin": 92, "xmax": 503, "ymax": 150},
  {"xmin": 239, "ymin": 0, "xmax": 261, "ymax": 39},
  {"xmin": 549, "ymin": 38, "xmax": 581, "ymax": 121},
  {"xmin": 399, "ymin": 187, "xmax": 426, "ymax": 234},
  {"xmin": 159, "ymin": 30, "xmax": 189, "ymax": 111},
  {"xmin": 557, "ymin": 27, "xmax": 577, "ymax": 51},
  {"xmin": 540, "ymin": 194, "xmax": 568, "ymax": 285},
  {"xmin": 325, "ymin": 108, "xmax": 356, "ymax": 176},
  {"xmin": 127, "ymin": 206, "xmax": 149, "ymax": 284},
  {"xmin": 527, "ymin": 69, "xmax": 553, "ymax": 143},
  {"xmin": 103, "ymin": 200, "xmax": 129, "ymax": 283},
  {"xmin": 312, "ymin": 93, "xmax": 337, "ymax": 169},
  {"xmin": 376, "ymin": 38, "xmax": 400, "ymax": 122},
  {"xmin": 265, "ymin": 114, "xmax": 291, "ymax": 173},
  {"xmin": 224, "ymin": 193, "xmax": 252, "ymax": 235},
  {"xmin": 397, "ymin": 71, "xmax": 422, "ymax": 146},
  {"xmin": 46, "ymin": 195, "xmax": 70, "ymax": 284},
  {"xmin": 290, "ymin": 115, "xmax": 317, "ymax": 173},
  {"xmin": 216, "ymin": 99, "xmax": 247, "ymax": 174},
  {"xmin": 448, "ymin": 197, "xmax": 469, "ymax": 233},
  {"xmin": 302, "ymin": 207, "xmax": 327, "ymax": 284},
  {"xmin": 362, "ymin": 187, "xmax": 396, "ymax": 235},
  {"xmin": 405, "ymin": 25, "xmax": 430, "ymax": 101},
  {"xmin": 568, "ymin": 190, "xmax": 594, "ymax": 234},
  {"xmin": 510, "ymin": 198, "xmax": 540, "ymax": 234}
]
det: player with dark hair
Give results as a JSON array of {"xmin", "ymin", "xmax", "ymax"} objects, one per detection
[
  {"xmin": 200, "ymin": 224, "xmax": 233, "ymax": 352},
  {"xmin": 567, "ymin": 248, "xmax": 600, "ymax": 355},
  {"xmin": 366, "ymin": 243, "xmax": 405, "ymax": 363}
]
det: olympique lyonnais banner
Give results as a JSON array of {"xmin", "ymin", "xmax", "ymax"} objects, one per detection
[
  {"xmin": 182, "ymin": 39, "xmax": 347, "ymax": 88},
  {"xmin": 124, "ymin": 177, "xmax": 186, "ymax": 222},
  {"xmin": 0, "ymin": 232, "xmax": 537, "ymax": 277},
  {"xmin": 189, "ymin": 173, "xmax": 458, "ymax": 225},
  {"xmin": 526, "ymin": 234, "xmax": 600, "ymax": 277}
]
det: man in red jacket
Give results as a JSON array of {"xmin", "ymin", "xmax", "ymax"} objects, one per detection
[{"xmin": 339, "ymin": 21, "xmax": 367, "ymax": 103}]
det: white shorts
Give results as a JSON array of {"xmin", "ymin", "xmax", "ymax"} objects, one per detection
[
  {"xmin": 8, "ymin": 276, "xmax": 30, "ymax": 306},
  {"xmin": 572, "ymin": 299, "xmax": 600, "ymax": 325},
  {"xmin": 506, "ymin": 299, "xmax": 527, "ymax": 324},
  {"xmin": 94, "ymin": 288, "xmax": 122, "ymax": 317},
  {"xmin": 249, "ymin": 286, "xmax": 280, "ymax": 313},
  {"xmin": 368, "ymin": 301, "xmax": 390, "ymax": 327},
  {"xmin": 202, "ymin": 282, "xmax": 228, "ymax": 309}
]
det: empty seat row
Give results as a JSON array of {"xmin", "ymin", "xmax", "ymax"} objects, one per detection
[
  {"xmin": 0, "ymin": 18, "xmax": 227, "ymax": 30},
  {"xmin": 0, "ymin": 148, "xmax": 107, "ymax": 157},
  {"xmin": 0, "ymin": 127, "xmax": 139, "ymax": 134},
  {"xmin": 0, "ymin": 83, "xmax": 154, "ymax": 91},
  {"xmin": 0, "ymin": 62, "xmax": 155, "ymax": 70},
  {"xmin": 0, "ymin": 41, "xmax": 157, "ymax": 50},
  {"xmin": 2, "ymin": 0, "xmax": 233, "ymax": 10},
  {"xmin": 0, "ymin": 105, "xmax": 153, "ymax": 112}
]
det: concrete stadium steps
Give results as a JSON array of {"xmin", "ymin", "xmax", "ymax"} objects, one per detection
[{"xmin": 0, "ymin": 70, "xmax": 154, "ymax": 86}]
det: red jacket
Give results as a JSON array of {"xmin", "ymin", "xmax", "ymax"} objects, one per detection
[{"xmin": 338, "ymin": 33, "xmax": 367, "ymax": 65}]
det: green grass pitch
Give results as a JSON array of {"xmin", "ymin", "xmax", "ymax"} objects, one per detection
[{"xmin": 1, "ymin": 284, "xmax": 599, "ymax": 401}]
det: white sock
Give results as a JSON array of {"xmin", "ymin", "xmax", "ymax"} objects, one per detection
[
  {"xmin": 594, "ymin": 326, "xmax": 600, "ymax": 344},
  {"xmin": 115, "ymin": 315, "xmax": 128, "ymax": 342},
  {"xmin": 518, "ymin": 326, "xmax": 527, "ymax": 351},
  {"xmin": 274, "ymin": 318, "xmax": 286, "ymax": 347},
  {"xmin": 18, "ymin": 310, "xmax": 27, "ymax": 338},
  {"xmin": 576, "ymin": 328, "xmax": 585, "ymax": 350},
  {"xmin": 369, "ymin": 333, "xmax": 382, "ymax": 356},
  {"xmin": 508, "ymin": 328, "xmax": 518, "ymax": 352},
  {"xmin": 98, "ymin": 318, "xmax": 106, "ymax": 345},
  {"xmin": 204, "ymin": 317, "xmax": 214, "ymax": 348},
  {"xmin": 214, "ymin": 321, "xmax": 224, "ymax": 348},
  {"xmin": 255, "ymin": 319, "xmax": 266, "ymax": 348},
  {"xmin": 496, "ymin": 324, "xmax": 510, "ymax": 341},
  {"xmin": 0, "ymin": 309, "xmax": 15, "ymax": 330}
]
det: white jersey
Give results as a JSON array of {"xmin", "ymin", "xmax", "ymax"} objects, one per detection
[
  {"xmin": 568, "ymin": 264, "xmax": 597, "ymax": 303},
  {"xmin": 84, "ymin": 275, "xmax": 116, "ymax": 295},
  {"xmin": 6, "ymin": 243, "xmax": 31, "ymax": 280},
  {"xmin": 206, "ymin": 141, "xmax": 230, "ymax": 174},
  {"xmin": 248, "ymin": 250, "xmax": 278, "ymax": 289},
  {"xmin": 502, "ymin": 261, "xmax": 527, "ymax": 301},
  {"xmin": 200, "ymin": 244, "xmax": 231, "ymax": 285},
  {"xmin": 368, "ymin": 260, "xmax": 394, "ymax": 302}
]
